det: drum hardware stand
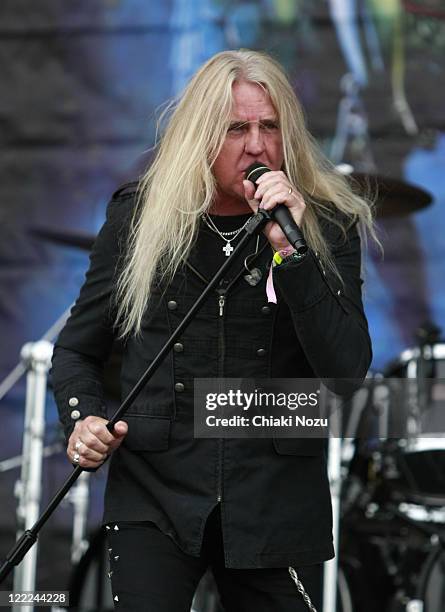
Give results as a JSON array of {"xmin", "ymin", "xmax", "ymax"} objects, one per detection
[
  {"xmin": 415, "ymin": 322, "xmax": 441, "ymax": 348},
  {"xmin": 341, "ymin": 377, "xmax": 374, "ymax": 446},
  {"xmin": 385, "ymin": 502, "xmax": 445, "ymax": 611},
  {"xmin": 405, "ymin": 600, "xmax": 424, "ymax": 612},
  {"xmin": 0, "ymin": 209, "xmax": 271, "ymax": 585},
  {"xmin": 414, "ymin": 326, "xmax": 441, "ymax": 442},
  {"xmin": 326, "ymin": 378, "xmax": 394, "ymax": 610},
  {"xmin": 66, "ymin": 471, "xmax": 91, "ymax": 564},
  {"xmin": 322, "ymin": 382, "xmax": 390, "ymax": 612},
  {"xmin": 405, "ymin": 349, "xmax": 424, "ymax": 441},
  {"xmin": 0, "ymin": 442, "xmax": 63, "ymax": 473},
  {"xmin": 406, "ymin": 324, "xmax": 441, "ymax": 441},
  {"xmin": 322, "ymin": 388, "xmax": 344, "ymax": 612},
  {"xmin": 340, "ymin": 378, "xmax": 377, "ymax": 515},
  {"xmin": 0, "ymin": 307, "xmax": 71, "ymax": 404},
  {"xmin": 0, "ymin": 306, "xmax": 78, "ymax": 608},
  {"xmin": 373, "ymin": 378, "xmax": 391, "ymax": 440},
  {"xmin": 11, "ymin": 340, "xmax": 53, "ymax": 612}
]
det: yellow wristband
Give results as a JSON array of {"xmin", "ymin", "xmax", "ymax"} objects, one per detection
[
  {"xmin": 273, "ymin": 251, "xmax": 284, "ymax": 265},
  {"xmin": 273, "ymin": 248, "xmax": 306, "ymax": 267}
]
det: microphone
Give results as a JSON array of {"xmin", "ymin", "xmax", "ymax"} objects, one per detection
[{"xmin": 245, "ymin": 162, "xmax": 308, "ymax": 255}]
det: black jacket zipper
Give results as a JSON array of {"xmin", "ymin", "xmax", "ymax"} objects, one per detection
[{"xmin": 216, "ymin": 286, "xmax": 227, "ymax": 502}]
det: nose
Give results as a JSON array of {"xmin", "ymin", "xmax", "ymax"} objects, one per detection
[{"xmin": 244, "ymin": 124, "xmax": 265, "ymax": 156}]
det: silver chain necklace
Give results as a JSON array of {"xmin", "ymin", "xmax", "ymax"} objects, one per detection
[{"xmin": 202, "ymin": 213, "xmax": 252, "ymax": 257}]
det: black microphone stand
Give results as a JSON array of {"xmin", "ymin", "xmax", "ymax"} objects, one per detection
[{"xmin": 0, "ymin": 210, "xmax": 271, "ymax": 584}]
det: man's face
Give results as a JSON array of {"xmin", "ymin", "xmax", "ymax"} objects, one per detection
[{"xmin": 212, "ymin": 80, "xmax": 284, "ymax": 206}]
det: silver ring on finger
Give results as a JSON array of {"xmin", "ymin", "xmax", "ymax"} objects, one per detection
[
  {"xmin": 73, "ymin": 452, "xmax": 80, "ymax": 464},
  {"xmin": 75, "ymin": 439, "xmax": 83, "ymax": 451}
]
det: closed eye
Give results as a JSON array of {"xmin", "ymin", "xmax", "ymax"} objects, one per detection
[
  {"xmin": 227, "ymin": 120, "xmax": 280, "ymax": 134},
  {"xmin": 228, "ymin": 122, "xmax": 248, "ymax": 133},
  {"xmin": 259, "ymin": 120, "xmax": 279, "ymax": 132}
]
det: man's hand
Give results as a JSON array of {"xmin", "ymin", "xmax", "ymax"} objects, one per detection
[
  {"xmin": 243, "ymin": 170, "xmax": 306, "ymax": 252},
  {"xmin": 67, "ymin": 415, "xmax": 128, "ymax": 469}
]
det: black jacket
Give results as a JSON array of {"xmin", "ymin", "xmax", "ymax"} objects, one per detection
[{"xmin": 51, "ymin": 182, "xmax": 372, "ymax": 568}]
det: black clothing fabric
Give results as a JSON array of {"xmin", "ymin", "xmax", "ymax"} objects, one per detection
[
  {"xmin": 105, "ymin": 505, "xmax": 323, "ymax": 612},
  {"xmin": 51, "ymin": 182, "xmax": 372, "ymax": 569}
]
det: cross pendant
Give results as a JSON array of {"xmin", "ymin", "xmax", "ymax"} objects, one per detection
[{"xmin": 223, "ymin": 242, "xmax": 234, "ymax": 257}]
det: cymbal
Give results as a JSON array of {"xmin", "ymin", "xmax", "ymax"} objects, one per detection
[
  {"xmin": 350, "ymin": 173, "xmax": 433, "ymax": 218},
  {"xmin": 31, "ymin": 228, "xmax": 96, "ymax": 251},
  {"xmin": 32, "ymin": 175, "xmax": 434, "ymax": 248}
]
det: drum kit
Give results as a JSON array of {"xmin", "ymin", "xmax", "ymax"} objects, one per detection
[
  {"xmin": 1, "ymin": 174, "xmax": 442, "ymax": 611},
  {"xmin": 337, "ymin": 325, "xmax": 445, "ymax": 612}
]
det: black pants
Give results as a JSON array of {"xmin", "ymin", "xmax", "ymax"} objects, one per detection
[{"xmin": 105, "ymin": 505, "xmax": 322, "ymax": 612}]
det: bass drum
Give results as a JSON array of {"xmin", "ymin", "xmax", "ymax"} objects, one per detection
[
  {"xmin": 388, "ymin": 546, "xmax": 445, "ymax": 611},
  {"xmin": 340, "ymin": 500, "xmax": 445, "ymax": 612},
  {"xmin": 385, "ymin": 343, "xmax": 445, "ymax": 505}
]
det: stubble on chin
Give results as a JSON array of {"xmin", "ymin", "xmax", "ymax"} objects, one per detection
[{"xmin": 210, "ymin": 182, "xmax": 251, "ymax": 214}]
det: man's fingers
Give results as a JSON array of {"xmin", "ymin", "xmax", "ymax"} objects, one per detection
[
  {"xmin": 67, "ymin": 451, "xmax": 105, "ymax": 469},
  {"xmin": 243, "ymin": 180, "xmax": 257, "ymax": 210},
  {"xmin": 66, "ymin": 442, "xmax": 105, "ymax": 467},
  {"xmin": 67, "ymin": 437, "xmax": 106, "ymax": 460},
  {"xmin": 112, "ymin": 420, "xmax": 128, "ymax": 438},
  {"xmin": 104, "ymin": 420, "xmax": 128, "ymax": 440},
  {"xmin": 85, "ymin": 417, "xmax": 115, "ymax": 445},
  {"xmin": 77, "ymin": 432, "xmax": 109, "ymax": 454},
  {"xmin": 79, "ymin": 446, "xmax": 107, "ymax": 463},
  {"xmin": 67, "ymin": 416, "xmax": 129, "ymax": 468},
  {"xmin": 108, "ymin": 421, "xmax": 128, "ymax": 450}
]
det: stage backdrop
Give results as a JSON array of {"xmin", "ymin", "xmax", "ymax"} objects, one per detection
[{"xmin": 0, "ymin": 0, "xmax": 444, "ymax": 590}]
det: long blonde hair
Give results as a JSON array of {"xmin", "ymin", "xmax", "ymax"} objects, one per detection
[{"xmin": 115, "ymin": 49, "xmax": 375, "ymax": 337}]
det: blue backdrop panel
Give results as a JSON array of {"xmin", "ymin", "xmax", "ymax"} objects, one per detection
[{"xmin": 0, "ymin": 2, "xmax": 444, "ymax": 577}]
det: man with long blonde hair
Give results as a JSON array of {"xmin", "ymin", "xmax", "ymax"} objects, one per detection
[{"xmin": 52, "ymin": 49, "xmax": 373, "ymax": 611}]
